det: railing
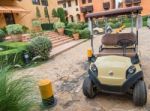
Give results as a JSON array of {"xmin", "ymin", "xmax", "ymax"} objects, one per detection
[
  {"xmin": 125, "ymin": 0, "xmax": 132, "ymax": 4},
  {"xmin": 80, "ymin": 5, "xmax": 93, "ymax": 13},
  {"xmin": 133, "ymin": 0, "xmax": 141, "ymax": 4}
]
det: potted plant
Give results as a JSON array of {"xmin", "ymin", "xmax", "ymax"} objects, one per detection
[
  {"xmin": 72, "ymin": 23, "xmax": 80, "ymax": 40},
  {"xmin": 6, "ymin": 24, "xmax": 24, "ymax": 42},
  {"xmin": 54, "ymin": 22, "xmax": 65, "ymax": 35},
  {"xmin": 0, "ymin": 29, "xmax": 6, "ymax": 42},
  {"xmin": 32, "ymin": 20, "xmax": 41, "ymax": 32},
  {"xmin": 72, "ymin": 30, "xmax": 80, "ymax": 40}
]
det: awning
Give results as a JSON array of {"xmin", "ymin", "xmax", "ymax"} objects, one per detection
[{"xmin": 0, "ymin": 6, "xmax": 30, "ymax": 13}]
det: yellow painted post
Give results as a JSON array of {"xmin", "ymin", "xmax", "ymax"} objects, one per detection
[
  {"xmin": 39, "ymin": 79, "xmax": 56, "ymax": 107},
  {"xmin": 87, "ymin": 49, "xmax": 93, "ymax": 62}
]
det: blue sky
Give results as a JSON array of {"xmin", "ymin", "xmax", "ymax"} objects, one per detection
[{"xmin": 116, "ymin": 0, "xmax": 122, "ymax": 8}]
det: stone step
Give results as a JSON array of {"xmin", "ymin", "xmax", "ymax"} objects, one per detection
[
  {"xmin": 52, "ymin": 37, "xmax": 73, "ymax": 44},
  {"xmin": 53, "ymin": 39, "xmax": 73, "ymax": 48}
]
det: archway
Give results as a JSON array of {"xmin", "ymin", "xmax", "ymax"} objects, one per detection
[{"xmin": 76, "ymin": 14, "xmax": 80, "ymax": 22}]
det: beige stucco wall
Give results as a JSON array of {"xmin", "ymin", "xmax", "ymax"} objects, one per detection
[
  {"xmin": 58, "ymin": 0, "xmax": 80, "ymax": 22},
  {"xmin": 0, "ymin": 0, "xmax": 58, "ymax": 29}
]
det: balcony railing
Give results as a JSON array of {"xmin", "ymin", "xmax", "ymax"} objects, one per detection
[
  {"xmin": 125, "ymin": 0, "xmax": 132, "ymax": 4},
  {"xmin": 133, "ymin": 0, "xmax": 141, "ymax": 4},
  {"xmin": 103, "ymin": 2, "xmax": 110, "ymax": 10},
  {"xmin": 80, "ymin": 5, "xmax": 93, "ymax": 13}
]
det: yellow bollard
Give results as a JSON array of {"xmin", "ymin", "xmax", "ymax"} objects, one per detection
[
  {"xmin": 87, "ymin": 49, "xmax": 93, "ymax": 62},
  {"xmin": 87, "ymin": 49, "xmax": 93, "ymax": 58},
  {"xmin": 39, "ymin": 79, "xmax": 56, "ymax": 107}
]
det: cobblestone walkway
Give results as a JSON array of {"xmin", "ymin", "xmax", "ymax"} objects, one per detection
[{"xmin": 16, "ymin": 27, "xmax": 150, "ymax": 111}]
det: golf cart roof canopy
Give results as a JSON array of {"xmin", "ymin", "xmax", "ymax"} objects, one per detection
[{"xmin": 86, "ymin": 6, "xmax": 143, "ymax": 18}]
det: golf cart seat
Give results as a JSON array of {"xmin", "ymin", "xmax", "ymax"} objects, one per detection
[
  {"xmin": 102, "ymin": 33, "xmax": 136, "ymax": 46},
  {"xmin": 98, "ymin": 48, "xmax": 136, "ymax": 57}
]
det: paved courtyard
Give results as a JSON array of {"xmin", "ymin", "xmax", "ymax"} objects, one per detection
[{"xmin": 16, "ymin": 27, "xmax": 150, "ymax": 111}]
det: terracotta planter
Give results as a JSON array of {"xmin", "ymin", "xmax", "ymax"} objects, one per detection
[
  {"xmin": 33, "ymin": 26, "xmax": 41, "ymax": 32},
  {"xmin": 73, "ymin": 33, "xmax": 80, "ymax": 40},
  {"xmin": 11, "ymin": 34, "xmax": 22, "ymax": 42},
  {"xmin": 57, "ymin": 28, "xmax": 64, "ymax": 35}
]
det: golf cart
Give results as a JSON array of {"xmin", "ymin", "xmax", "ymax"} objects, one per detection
[
  {"xmin": 82, "ymin": 6, "xmax": 147, "ymax": 106},
  {"xmin": 93, "ymin": 19, "xmax": 112, "ymax": 35}
]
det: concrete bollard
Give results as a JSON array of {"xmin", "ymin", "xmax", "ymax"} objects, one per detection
[{"xmin": 38, "ymin": 79, "xmax": 56, "ymax": 107}]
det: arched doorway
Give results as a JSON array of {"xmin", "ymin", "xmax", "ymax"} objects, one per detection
[
  {"xmin": 76, "ymin": 14, "xmax": 80, "ymax": 22},
  {"xmin": 70, "ymin": 15, "xmax": 74, "ymax": 22}
]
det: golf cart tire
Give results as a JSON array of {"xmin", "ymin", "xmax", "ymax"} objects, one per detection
[
  {"xmin": 133, "ymin": 80, "xmax": 147, "ymax": 106},
  {"xmin": 83, "ymin": 77, "xmax": 96, "ymax": 98}
]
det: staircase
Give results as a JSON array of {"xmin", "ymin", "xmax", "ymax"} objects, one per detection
[{"xmin": 46, "ymin": 31, "xmax": 74, "ymax": 48}]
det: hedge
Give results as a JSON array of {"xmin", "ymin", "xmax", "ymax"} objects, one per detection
[
  {"xmin": 79, "ymin": 28, "xmax": 90, "ymax": 39},
  {"xmin": 41, "ymin": 23, "xmax": 54, "ymax": 31},
  {"xmin": 0, "ymin": 42, "xmax": 28, "ymax": 66}
]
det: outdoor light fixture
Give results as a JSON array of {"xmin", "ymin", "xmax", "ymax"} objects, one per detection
[{"xmin": 23, "ymin": 52, "xmax": 30, "ymax": 64}]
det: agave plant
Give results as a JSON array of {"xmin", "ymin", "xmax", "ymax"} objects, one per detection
[{"xmin": 0, "ymin": 67, "xmax": 36, "ymax": 111}]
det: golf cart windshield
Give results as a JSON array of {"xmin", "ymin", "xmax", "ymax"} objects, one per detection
[{"xmin": 86, "ymin": 6, "xmax": 143, "ymax": 56}]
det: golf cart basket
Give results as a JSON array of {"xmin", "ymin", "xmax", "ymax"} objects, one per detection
[{"xmin": 86, "ymin": 6, "xmax": 143, "ymax": 54}]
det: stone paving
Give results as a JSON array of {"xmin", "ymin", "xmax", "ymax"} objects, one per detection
[{"xmin": 16, "ymin": 27, "xmax": 150, "ymax": 111}]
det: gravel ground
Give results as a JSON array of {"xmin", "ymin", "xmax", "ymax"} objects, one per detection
[{"xmin": 16, "ymin": 27, "xmax": 150, "ymax": 111}]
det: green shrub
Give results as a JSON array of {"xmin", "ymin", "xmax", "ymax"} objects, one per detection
[
  {"xmin": 57, "ymin": 8, "xmax": 66, "ymax": 23},
  {"xmin": 6, "ymin": 24, "xmax": 23, "ymax": 35},
  {"xmin": 22, "ymin": 25, "xmax": 29, "ymax": 33},
  {"xmin": 1, "ymin": 27, "xmax": 7, "ymax": 34},
  {"xmin": 0, "ymin": 67, "xmax": 36, "ymax": 111},
  {"xmin": 79, "ymin": 28, "xmax": 90, "ymax": 39},
  {"xmin": 52, "ymin": 8, "xmax": 58, "ymax": 17},
  {"xmin": 41, "ymin": 23, "xmax": 54, "ymax": 30},
  {"xmin": 0, "ymin": 42, "xmax": 28, "ymax": 66},
  {"xmin": 54, "ymin": 22, "xmax": 65, "ymax": 29},
  {"xmin": 64, "ymin": 28, "xmax": 73, "ymax": 37},
  {"xmin": 32, "ymin": 20, "xmax": 41, "ymax": 27},
  {"xmin": 28, "ymin": 36, "xmax": 52, "ymax": 60},
  {"xmin": 0, "ymin": 29, "xmax": 6, "ymax": 42},
  {"xmin": 36, "ymin": 6, "xmax": 41, "ymax": 18}
]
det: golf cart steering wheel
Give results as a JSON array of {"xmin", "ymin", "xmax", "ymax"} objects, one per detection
[{"xmin": 117, "ymin": 39, "xmax": 135, "ymax": 48}]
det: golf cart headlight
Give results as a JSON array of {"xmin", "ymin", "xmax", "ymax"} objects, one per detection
[
  {"xmin": 90, "ymin": 64, "xmax": 98, "ymax": 74},
  {"xmin": 126, "ymin": 66, "xmax": 136, "ymax": 79},
  {"xmin": 127, "ymin": 66, "xmax": 136, "ymax": 74}
]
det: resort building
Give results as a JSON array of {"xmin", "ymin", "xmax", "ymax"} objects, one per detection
[
  {"xmin": 0, "ymin": 0, "xmax": 58, "ymax": 29},
  {"xmin": 57, "ymin": 0, "xmax": 81, "ymax": 22},
  {"xmin": 79, "ymin": 0, "xmax": 116, "ymax": 21},
  {"xmin": 120, "ymin": 0, "xmax": 150, "ymax": 16}
]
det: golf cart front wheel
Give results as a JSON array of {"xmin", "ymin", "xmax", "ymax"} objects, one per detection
[
  {"xmin": 94, "ymin": 30, "xmax": 99, "ymax": 35},
  {"xmin": 82, "ymin": 77, "xmax": 96, "ymax": 98},
  {"xmin": 133, "ymin": 80, "xmax": 147, "ymax": 106}
]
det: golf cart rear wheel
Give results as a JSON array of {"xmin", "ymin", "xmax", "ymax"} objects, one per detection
[
  {"xmin": 133, "ymin": 80, "xmax": 147, "ymax": 106},
  {"xmin": 82, "ymin": 77, "xmax": 96, "ymax": 98}
]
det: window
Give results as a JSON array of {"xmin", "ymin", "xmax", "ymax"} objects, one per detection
[
  {"xmin": 82, "ymin": 0, "xmax": 86, "ymax": 4},
  {"xmin": 32, "ymin": 0, "xmax": 40, "ymax": 5},
  {"xmin": 41, "ymin": 0, "xmax": 48, "ymax": 6},
  {"xmin": 68, "ymin": 1, "xmax": 71, "ymax": 7},
  {"xmin": 88, "ymin": 0, "xmax": 92, "ymax": 3},
  {"xmin": 75, "ymin": 0, "xmax": 78, "ymax": 5},
  {"xmin": 63, "ymin": 3, "xmax": 66, "ymax": 8}
]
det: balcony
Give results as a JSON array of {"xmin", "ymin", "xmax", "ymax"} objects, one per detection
[
  {"xmin": 133, "ymin": 0, "xmax": 141, "ymax": 4},
  {"xmin": 103, "ymin": 2, "xmax": 110, "ymax": 10},
  {"xmin": 80, "ymin": 5, "xmax": 93, "ymax": 13},
  {"xmin": 125, "ymin": 0, "xmax": 132, "ymax": 7}
]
